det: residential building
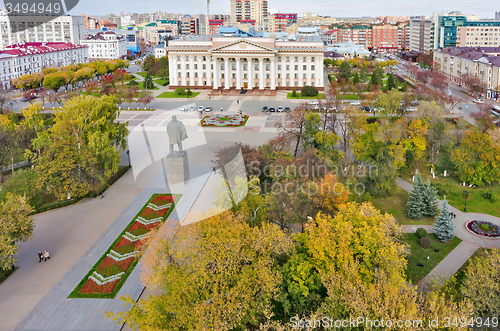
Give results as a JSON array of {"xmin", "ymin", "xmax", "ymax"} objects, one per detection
[
  {"xmin": 269, "ymin": 13, "xmax": 297, "ymax": 33},
  {"xmin": 456, "ymin": 21, "xmax": 500, "ymax": 47},
  {"xmin": 167, "ymin": 35, "xmax": 325, "ymax": 92},
  {"xmin": 433, "ymin": 46, "xmax": 500, "ymax": 99},
  {"xmin": 496, "ymin": 11, "xmax": 500, "ymax": 20},
  {"xmin": 298, "ymin": 13, "xmax": 336, "ymax": 26},
  {"xmin": 321, "ymin": 29, "xmax": 338, "ymax": 44},
  {"xmin": 144, "ymin": 20, "xmax": 178, "ymax": 45},
  {"xmin": 80, "ymin": 31, "xmax": 127, "ymax": 60},
  {"xmin": 334, "ymin": 22, "xmax": 409, "ymax": 52},
  {"xmin": 179, "ymin": 15, "xmax": 205, "ymax": 35},
  {"xmin": 0, "ymin": 42, "xmax": 88, "ymax": 89},
  {"xmin": 0, "ymin": 12, "xmax": 85, "ymax": 50},
  {"xmin": 230, "ymin": 0, "xmax": 268, "ymax": 26},
  {"xmin": 409, "ymin": 16, "xmax": 435, "ymax": 53},
  {"xmin": 117, "ymin": 28, "xmax": 141, "ymax": 55},
  {"xmin": 376, "ymin": 16, "xmax": 410, "ymax": 24}
]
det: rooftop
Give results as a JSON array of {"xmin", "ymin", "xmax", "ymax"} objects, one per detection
[{"xmin": 1, "ymin": 42, "xmax": 87, "ymax": 56}]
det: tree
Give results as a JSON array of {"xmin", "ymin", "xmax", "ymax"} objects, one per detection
[
  {"xmin": 370, "ymin": 66, "xmax": 383, "ymax": 86},
  {"xmin": 386, "ymin": 73, "xmax": 397, "ymax": 90},
  {"xmin": 434, "ymin": 199, "xmax": 455, "ymax": 242},
  {"xmin": 186, "ymin": 86, "xmax": 192, "ymax": 97},
  {"xmin": 422, "ymin": 180, "xmax": 438, "ymax": 217},
  {"xmin": 138, "ymin": 93, "xmax": 154, "ymax": 110},
  {"xmin": 360, "ymin": 65, "xmax": 369, "ymax": 82},
  {"xmin": 461, "ymin": 73, "xmax": 487, "ymax": 95},
  {"xmin": 460, "ymin": 248, "xmax": 500, "ymax": 317},
  {"xmin": 143, "ymin": 73, "xmax": 154, "ymax": 90},
  {"xmin": 42, "ymin": 72, "xmax": 67, "ymax": 92},
  {"xmin": 106, "ymin": 213, "xmax": 294, "ymax": 330},
  {"xmin": 352, "ymin": 71, "xmax": 360, "ymax": 84},
  {"xmin": 375, "ymin": 89, "xmax": 403, "ymax": 117},
  {"xmin": 291, "ymin": 88, "xmax": 297, "ymax": 97},
  {"xmin": 300, "ymin": 85, "xmax": 318, "ymax": 97},
  {"xmin": 337, "ymin": 61, "xmax": 352, "ymax": 82},
  {"xmin": 406, "ymin": 173, "xmax": 426, "ymax": 220},
  {"xmin": 275, "ymin": 107, "xmax": 308, "ymax": 157},
  {"xmin": 430, "ymin": 71, "xmax": 448, "ymax": 92},
  {"xmin": 418, "ymin": 101, "xmax": 449, "ymax": 165},
  {"xmin": 0, "ymin": 193, "xmax": 33, "ymax": 269}
]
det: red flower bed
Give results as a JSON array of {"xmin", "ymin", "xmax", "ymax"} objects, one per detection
[
  {"xmin": 115, "ymin": 237, "xmax": 133, "ymax": 248},
  {"xmin": 80, "ymin": 278, "xmax": 120, "ymax": 294},
  {"xmin": 128, "ymin": 220, "xmax": 160, "ymax": 232},
  {"xmin": 151, "ymin": 195, "xmax": 176, "ymax": 205},
  {"xmin": 141, "ymin": 207, "xmax": 167, "ymax": 219},
  {"xmin": 99, "ymin": 256, "xmax": 135, "ymax": 271}
]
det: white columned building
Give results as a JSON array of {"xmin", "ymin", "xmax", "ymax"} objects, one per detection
[{"xmin": 167, "ymin": 36, "xmax": 326, "ymax": 93}]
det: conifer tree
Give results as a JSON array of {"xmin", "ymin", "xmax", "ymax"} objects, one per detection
[
  {"xmin": 422, "ymin": 180, "xmax": 438, "ymax": 217},
  {"xmin": 434, "ymin": 199, "xmax": 455, "ymax": 242},
  {"xmin": 405, "ymin": 173, "xmax": 425, "ymax": 220}
]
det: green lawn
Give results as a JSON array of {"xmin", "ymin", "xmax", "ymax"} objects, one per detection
[
  {"xmin": 338, "ymin": 93, "xmax": 359, "ymax": 100},
  {"xmin": 403, "ymin": 233, "xmax": 462, "ymax": 284},
  {"xmin": 0, "ymin": 267, "xmax": 16, "ymax": 285},
  {"xmin": 137, "ymin": 82, "xmax": 159, "ymax": 90},
  {"xmin": 154, "ymin": 78, "xmax": 169, "ymax": 86},
  {"xmin": 136, "ymin": 72, "xmax": 161, "ymax": 79},
  {"xmin": 368, "ymin": 187, "xmax": 436, "ymax": 225},
  {"xmin": 156, "ymin": 91, "xmax": 200, "ymax": 98},
  {"xmin": 286, "ymin": 93, "xmax": 326, "ymax": 99},
  {"xmin": 79, "ymin": 92, "xmax": 100, "ymax": 97}
]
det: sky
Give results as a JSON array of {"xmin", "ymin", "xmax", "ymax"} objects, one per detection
[{"xmin": 1, "ymin": 0, "xmax": 499, "ymax": 18}]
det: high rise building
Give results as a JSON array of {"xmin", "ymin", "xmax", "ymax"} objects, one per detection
[
  {"xmin": 456, "ymin": 21, "xmax": 500, "ymax": 47},
  {"xmin": 230, "ymin": 0, "xmax": 268, "ymax": 26},
  {"xmin": 409, "ymin": 16, "xmax": 434, "ymax": 53},
  {"xmin": 496, "ymin": 11, "xmax": 500, "ymax": 20}
]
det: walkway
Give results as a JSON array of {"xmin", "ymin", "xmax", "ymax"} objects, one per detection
[{"xmin": 396, "ymin": 177, "xmax": 500, "ymax": 287}]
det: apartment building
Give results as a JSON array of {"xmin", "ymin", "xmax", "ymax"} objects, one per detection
[
  {"xmin": 230, "ymin": 0, "xmax": 268, "ymax": 25},
  {"xmin": 0, "ymin": 12, "xmax": 85, "ymax": 50},
  {"xmin": 335, "ymin": 23, "xmax": 409, "ymax": 52},
  {"xmin": 167, "ymin": 35, "xmax": 326, "ymax": 92},
  {"xmin": 433, "ymin": 46, "xmax": 500, "ymax": 99},
  {"xmin": 456, "ymin": 21, "xmax": 500, "ymax": 47},
  {"xmin": 269, "ymin": 13, "xmax": 297, "ymax": 33},
  {"xmin": 80, "ymin": 31, "xmax": 127, "ymax": 60},
  {"xmin": 409, "ymin": 16, "xmax": 435, "ymax": 53},
  {"xmin": 0, "ymin": 42, "xmax": 88, "ymax": 89}
]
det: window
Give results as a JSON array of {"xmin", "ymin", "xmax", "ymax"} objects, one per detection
[
  {"xmin": 186, "ymin": 72, "xmax": 190, "ymax": 77},
  {"xmin": 303, "ymin": 73, "xmax": 306, "ymax": 78},
  {"xmin": 203, "ymin": 64, "xmax": 206, "ymax": 69},
  {"xmin": 255, "ymin": 74, "xmax": 258, "ymax": 79},
  {"xmin": 312, "ymin": 73, "xmax": 315, "ymax": 78},
  {"xmin": 177, "ymin": 56, "xmax": 181, "ymax": 60},
  {"xmin": 266, "ymin": 74, "xmax": 270, "ymax": 79},
  {"xmin": 185, "ymin": 56, "xmax": 189, "ymax": 60},
  {"xmin": 278, "ymin": 56, "xmax": 281, "ymax": 61},
  {"xmin": 286, "ymin": 73, "xmax": 290, "ymax": 78},
  {"xmin": 278, "ymin": 81, "xmax": 281, "ymax": 86},
  {"xmin": 303, "ymin": 56, "xmax": 306, "ymax": 61},
  {"xmin": 286, "ymin": 65, "xmax": 290, "ymax": 70},
  {"xmin": 194, "ymin": 64, "xmax": 198, "ymax": 69},
  {"xmin": 311, "ymin": 65, "xmax": 315, "ymax": 71},
  {"xmin": 177, "ymin": 64, "xmax": 181, "ymax": 69},
  {"xmin": 232, "ymin": 63, "xmax": 236, "ymax": 70},
  {"xmin": 255, "ymin": 64, "xmax": 259, "ymax": 70},
  {"xmin": 278, "ymin": 65, "xmax": 281, "ymax": 70},
  {"xmin": 221, "ymin": 63, "xmax": 225, "ymax": 70},
  {"xmin": 203, "ymin": 73, "xmax": 206, "ymax": 77},
  {"xmin": 294, "ymin": 73, "xmax": 298, "ymax": 78},
  {"xmin": 244, "ymin": 74, "xmax": 247, "ymax": 78},
  {"xmin": 294, "ymin": 65, "xmax": 298, "ymax": 70},
  {"xmin": 178, "ymin": 72, "xmax": 181, "ymax": 77},
  {"xmin": 243, "ymin": 63, "xmax": 247, "ymax": 70},
  {"xmin": 295, "ymin": 82, "xmax": 298, "ymax": 86},
  {"xmin": 232, "ymin": 73, "xmax": 236, "ymax": 78},
  {"xmin": 303, "ymin": 65, "xmax": 307, "ymax": 70},
  {"xmin": 266, "ymin": 64, "xmax": 270, "ymax": 71},
  {"xmin": 286, "ymin": 56, "xmax": 290, "ymax": 61},
  {"xmin": 312, "ymin": 57, "xmax": 315, "ymax": 61},
  {"xmin": 194, "ymin": 56, "xmax": 197, "ymax": 61},
  {"xmin": 278, "ymin": 73, "xmax": 281, "ymax": 78},
  {"xmin": 195, "ymin": 72, "xmax": 198, "ymax": 77},
  {"xmin": 286, "ymin": 81, "xmax": 290, "ymax": 86},
  {"xmin": 221, "ymin": 74, "xmax": 225, "ymax": 78},
  {"xmin": 294, "ymin": 57, "xmax": 298, "ymax": 61}
]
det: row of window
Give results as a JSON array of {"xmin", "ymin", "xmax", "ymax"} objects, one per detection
[
  {"xmin": 178, "ymin": 63, "xmax": 316, "ymax": 71},
  {"xmin": 176, "ymin": 55, "xmax": 317, "ymax": 62},
  {"xmin": 178, "ymin": 80, "xmax": 315, "ymax": 88},
  {"xmin": 179, "ymin": 72, "xmax": 316, "ymax": 79}
]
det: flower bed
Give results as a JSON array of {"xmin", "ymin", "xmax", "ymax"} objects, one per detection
[
  {"xmin": 69, "ymin": 193, "xmax": 181, "ymax": 298},
  {"xmin": 465, "ymin": 220, "xmax": 500, "ymax": 238},
  {"xmin": 200, "ymin": 114, "xmax": 249, "ymax": 127}
]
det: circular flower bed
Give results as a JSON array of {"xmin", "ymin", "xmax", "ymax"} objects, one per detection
[
  {"xmin": 201, "ymin": 114, "xmax": 248, "ymax": 127},
  {"xmin": 465, "ymin": 220, "xmax": 500, "ymax": 238}
]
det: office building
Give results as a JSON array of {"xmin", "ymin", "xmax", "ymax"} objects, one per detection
[{"xmin": 80, "ymin": 31, "xmax": 127, "ymax": 60}]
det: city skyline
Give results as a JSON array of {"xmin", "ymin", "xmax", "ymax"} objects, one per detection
[{"xmin": 0, "ymin": 0, "xmax": 498, "ymax": 18}]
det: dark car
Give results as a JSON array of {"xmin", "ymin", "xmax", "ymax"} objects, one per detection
[
  {"xmin": 364, "ymin": 106, "xmax": 371, "ymax": 112},
  {"xmin": 269, "ymin": 107, "xmax": 275, "ymax": 112},
  {"xmin": 284, "ymin": 107, "xmax": 291, "ymax": 112},
  {"xmin": 262, "ymin": 106, "xmax": 268, "ymax": 112}
]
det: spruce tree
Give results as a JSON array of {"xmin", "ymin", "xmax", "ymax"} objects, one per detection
[
  {"xmin": 406, "ymin": 173, "xmax": 426, "ymax": 220},
  {"xmin": 434, "ymin": 200, "xmax": 455, "ymax": 242},
  {"xmin": 422, "ymin": 180, "xmax": 438, "ymax": 217}
]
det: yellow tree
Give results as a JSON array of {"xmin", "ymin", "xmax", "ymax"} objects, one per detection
[{"xmin": 403, "ymin": 118, "xmax": 428, "ymax": 170}]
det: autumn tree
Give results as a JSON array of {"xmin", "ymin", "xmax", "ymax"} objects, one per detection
[
  {"xmin": 337, "ymin": 61, "xmax": 352, "ymax": 82},
  {"xmin": 375, "ymin": 89, "xmax": 403, "ymax": 117},
  {"xmin": 107, "ymin": 213, "xmax": 294, "ymax": 330},
  {"xmin": 43, "ymin": 72, "xmax": 67, "ymax": 92},
  {"xmin": 275, "ymin": 106, "xmax": 308, "ymax": 157},
  {"xmin": 418, "ymin": 101, "xmax": 449, "ymax": 165},
  {"xmin": 0, "ymin": 193, "xmax": 33, "ymax": 269}
]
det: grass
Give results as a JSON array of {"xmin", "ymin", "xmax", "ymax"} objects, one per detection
[
  {"xmin": 137, "ymin": 82, "xmax": 159, "ymax": 90},
  {"xmin": 0, "ymin": 267, "xmax": 17, "ymax": 285},
  {"xmin": 156, "ymin": 91, "xmax": 200, "ymax": 98},
  {"xmin": 69, "ymin": 193, "xmax": 182, "ymax": 299},
  {"xmin": 338, "ymin": 93, "xmax": 359, "ymax": 100},
  {"xmin": 403, "ymin": 233, "xmax": 462, "ymax": 284},
  {"xmin": 154, "ymin": 78, "xmax": 169, "ymax": 86},
  {"xmin": 136, "ymin": 72, "xmax": 161, "ymax": 79},
  {"xmin": 286, "ymin": 93, "xmax": 326, "ymax": 99},
  {"xmin": 368, "ymin": 187, "xmax": 436, "ymax": 225}
]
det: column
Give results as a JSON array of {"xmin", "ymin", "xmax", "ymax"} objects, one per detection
[
  {"xmin": 236, "ymin": 58, "xmax": 242, "ymax": 89},
  {"xmin": 307, "ymin": 57, "xmax": 312, "ymax": 86},
  {"xmin": 248, "ymin": 58, "xmax": 254, "ymax": 89},
  {"xmin": 181, "ymin": 58, "xmax": 186, "ymax": 86},
  {"xmin": 198, "ymin": 59, "xmax": 203, "ymax": 86},
  {"xmin": 270, "ymin": 58, "xmax": 276, "ymax": 90},
  {"xmin": 169, "ymin": 56, "xmax": 176, "ymax": 85},
  {"xmin": 259, "ymin": 58, "xmax": 264, "ymax": 90},
  {"xmin": 316, "ymin": 58, "xmax": 322, "ymax": 88},
  {"xmin": 224, "ymin": 58, "xmax": 230, "ymax": 90},
  {"xmin": 207, "ymin": 56, "xmax": 212, "ymax": 88},
  {"xmin": 213, "ymin": 57, "xmax": 219, "ymax": 89}
]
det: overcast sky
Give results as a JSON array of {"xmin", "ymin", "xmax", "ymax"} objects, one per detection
[{"xmin": 1, "ymin": 0, "xmax": 499, "ymax": 18}]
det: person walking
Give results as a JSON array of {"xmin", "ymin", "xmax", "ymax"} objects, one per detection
[
  {"xmin": 43, "ymin": 250, "xmax": 50, "ymax": 262},
  {"xmin": 38, "ymin": 251, "xmax": 43, "ymax": 263},
  {"xmin": 220, "ymin": 107, "xmax": 223, "ymax": 112}
]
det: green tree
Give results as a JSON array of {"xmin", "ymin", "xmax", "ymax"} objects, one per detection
[
  {"xmin": 433, "ymin": 199, "xmax": 455, "ymax": 242},
  {"xmin": 0, "ymin": 193, "xmax": 33, "ymax": 269},
  {"xmin": 360, "ymin": 65, "xmax": 369, "ymax": 82},
  {"xmin": 186, "ymin": 86, "xmax": 192, "ymax": 97},
  {"xmin": 386, "ymin": 73, "xmax": 397, "ymax": 90},
  {"xmin": 337, "ymin": 61, "xmax": 352, "ymax": 82},
  {"xmin": 352, "ymin": 71, "xmax": 360, "ymax": 84},
  {"xmin": 406, "ymin": 173, "xmax": 426, "ymax": 220},
  {"xmin": 291, "ymin": 88, "xmax": 297, "ymax": 97},
  {"xmin": 300, "ymin": 85, "xmax": 318, "ymax": 97},
  {"xmin": 371, "ymin": 66, "xmax": 383, "ymax": 86},
  {"xmin": 422, "ymin": 180, "xmax": 438, "ymax": 217},
  {"xmin": 143, "ymin": 73, "xmax": 154, "ymax": 89},
  {"xmin": 375, "ymin": 89, "xmax": 403, "ymax": 117},
  {"xmin": 42, "ymin": 73, "xmax": 67, "ymax": 92}
]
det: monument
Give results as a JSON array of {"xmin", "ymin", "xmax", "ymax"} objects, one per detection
[{"xmin": 166, "ymin": 115, "xmax": 189, "ymax": 183}]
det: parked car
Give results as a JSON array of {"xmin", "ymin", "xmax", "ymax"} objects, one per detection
[
  {"xmin": 21, "ymin": 95, "xmax": 37, "ymax": 102},
  {"xmin": 262, "ymin": 106, "xmax": 269, "ymax": 112},
  {"xmin": 405, "ymin": 107, "xmax": 418, "ymax": 112},
  {"xmin": 364, "ymin": 106, "xmax": 371, "ymax": 112},
  {"xmin": 205, "ymin": 106, "xmax": 212, "ymax": 112},
  {"xmin": 180, "ymin": 106, "xmax": 188, "ymax": 112},
  {"xmin": 269, "ymin": 107, "xmax": 276, "ymax": 112},
  {"xmin": 350, "ymin": 101, "xmax": 361, "ymax": 106},
  {"xmin": 307, "ymin": 101, "xmax": 319, "ymax": 106},
  {"xmin": 473, "ymin": 99, "xmax": 484, "ymax": 104},
  {"xmin": 277, "ymin": 106, "xmax": 284, "ymax": 112},
  {"xmin": 189, "ymin": 106, "xmax": 195, "ymax": 111},
  {"xmin": 284, "ymin": 107, "xmax": 291, "ymax": 112},
  {"xmin": 198, "ymin": 106, "xmax": 205, "ymax": 112}
]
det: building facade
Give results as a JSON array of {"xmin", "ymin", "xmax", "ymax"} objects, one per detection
[
  {"xmin": 433, "ymin": 46, "xmax": 500, "ymax": 99},
  {"xmin": 0, "ymin": 12, "xmax": 85, "ymax": 50},
  {"xmin": 80, "ymin": 31, "xmax": 127, "ymax": 60},
  {"xmin": 456, "ymin": 21, "xmax": 500, "ymax": 47},
  {"xmin": 0, "ymin": 42, "xmax": 88, "ymax": 89},
  {"xmin": 334, "ymin": 22, "xmax": 409, "ymax": 52},
  {"xmin": 231, "ymin": 0, "xmax": 268, "ymax": 25},
  {"xmin": 269, "ymin": 13, "xmax": 297, "ymax": 33},
  {"xmin": 167, "ymin": 36, "xmax": 325, "ymax": 91},
  {"xmin": 409, "ymin": 16, "xmax": 435, "ymax": 53}
]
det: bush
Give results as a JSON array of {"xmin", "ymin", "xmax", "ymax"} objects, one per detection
[
  {"xmin": 127, "ymin": 79, "xmax": 138, "ymax": 87},
  {"xmin": 301, "ymin": 85, "xmax": 318, "ymax": 97},
  {"xmin": 291, "ymin": 88, "xmax": 297, "ymax": 97},
  {"xmin": 175, "ymin": 87, "xmax": 185, "ymax": 95},
  {"xmin": 415, "ymin": 228, "xmax": 428, "ymax": 239},
  {"xmin": 484, "ymin": 189, "xmax": 496, "ymax": 201},
  {"xmin": 480, "ymin": 224, "xmax": 490, "ymax": 231},
  {"xmin": 419, "ymin": 236, "xmax": 432, "ymax": 249}
]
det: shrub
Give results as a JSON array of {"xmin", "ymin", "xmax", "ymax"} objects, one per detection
[
  {"xmin": 484, "ymin": 189, "xmax": 496, "ymax": 201},
  {"xmin": 480, "ymin": 224, "xmax": 490, "ymax": 231},
  {"xmin": 127, "ymin": 79, "xmax": 138, "ymax": 87},
  {"xmin": 419, "ymin": 237, "xmax": 432, "ymax": 249},
  {"xmin": 291, "ymin": 88, "xmax": 297, "ymax": 97},
  {"xmin": 301, "ymin": 85, "xmax": 318, "ymax": 97},
  {"xmin": 415, "ymin": 228, "xmax": 428, "ymax": 239},
  {"xmin": 175, "ymin": 87, "xmax": 185, "ymax": 95}
]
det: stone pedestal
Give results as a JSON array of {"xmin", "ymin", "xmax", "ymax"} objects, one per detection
[{"xmin": 165, "ymin": 151, "xmax": 189, "ymax": 184}]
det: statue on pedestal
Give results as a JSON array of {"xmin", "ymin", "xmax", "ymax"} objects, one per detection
[{"xmin": 167, "ymin": 115, "xmax": 188, "ymax": 154}]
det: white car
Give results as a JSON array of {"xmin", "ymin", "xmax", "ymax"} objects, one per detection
[
  {"xmin": 472, "ymin": 99, "xmax": 484, "ymax": 104},
  {"xmin": 277, "ymin": 106, "xmax": 284, "ymax": 112},
  {"xmin": 350, "ymin": 101, "xmax": 361, "ymax": 106},
  {"xmin": 198, "ymin": 106, "xmax": 205, "ymax": 112},
  {"xmin": 307, "ymin": 101, "xmax": 319, "ymax": 106},
  {"xmin": 189, "ymin": 106, "xmax": 195, "ymax": 111},
  {"xmin": 205, "ymin": 106, "xmax": 212, "ymax": 112},
  {"xmin": 180, "ymin": 106, "xmax": 188, "ymax": 112}
]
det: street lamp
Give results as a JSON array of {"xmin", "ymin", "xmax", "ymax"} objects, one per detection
[
  {"xmin": 463, "ymin": 190, "xmax": 469, "ymax": 212},
  {"xmin": 126, "ymin": 150, "xmax": 131, "ymax": 167},
  {"xmin": 91, "ymin": 178, "xmax": 96, "ymax": 198}
]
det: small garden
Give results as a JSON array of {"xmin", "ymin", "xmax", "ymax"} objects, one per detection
[
  {"xmin": 157, "ymin": 87, "xmax": 200, "ymax": 98},
  {"xmin": 287, "ymin": 86, "xmax": 325, "ymax": 99},
  {"xmin": 69, "ymin": 193, "xmax": 181, "ymax": 298},
  {"xmin": 200, "ymin": 114, "xmax": 249, "ymax": 127}
]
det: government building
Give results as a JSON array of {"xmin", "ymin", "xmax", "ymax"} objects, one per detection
[{"xmin": 167, "ymin": 34, "xmax": 326, "ymax": 92}]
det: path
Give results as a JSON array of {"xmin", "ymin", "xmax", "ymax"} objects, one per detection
[{"xmin": 396, "ymin": 177, "xmax": 500, "ymax": 287}]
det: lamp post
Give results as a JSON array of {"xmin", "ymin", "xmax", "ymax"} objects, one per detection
[
  {"xmin": 126, "ymin": 150, "xmax": 131, "ymax": 167},
  {"xmin": 463, "ymin": 190, "xmax": 469, "ymax": 212},
  {"xmin": 91, "ymin": 178, "xmax": 95, "ymax": 198}
]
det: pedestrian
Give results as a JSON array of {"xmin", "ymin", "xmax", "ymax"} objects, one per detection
[
  {"xmin": 38, "ymin": 251, "xmax": 43, "ymax": 263},
  {"xmin": 237, "ymin": 100, "xmax": 239, "ymax": 104},
  {"xmin": 220, "ymin": 107, "xmax": 223, "ymax": 112},
  {"xmin": 100, "ymin": 193, "xmax": 104, "ymax": 199},
  {"xmin": 212, "ymin": 166, "xmax": 216, "ymax": 173},
  {"xmin": 43, "ymin": 250, "xmax": 50, "ymax": 262}
]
